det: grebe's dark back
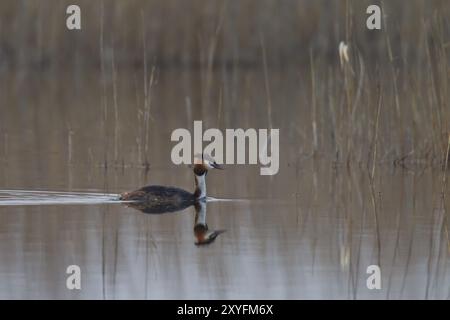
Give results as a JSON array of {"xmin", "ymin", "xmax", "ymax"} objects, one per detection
[{"xmin": 120, "ymin": 185, "xmax": 195, "ymax": 213}]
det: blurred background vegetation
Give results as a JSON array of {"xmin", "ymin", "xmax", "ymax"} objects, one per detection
[
  {"xmin": 0, "ymin": 0, "xmax": 448, "ymax": 69},
  {"xmin": 1, "ymin": 0, "xmax": 450, "ymax": 169}
]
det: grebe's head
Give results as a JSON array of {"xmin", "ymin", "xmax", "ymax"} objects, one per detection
[{"xmin": 192, "ymin": 153, "xmax": 223, "ymax": 176}]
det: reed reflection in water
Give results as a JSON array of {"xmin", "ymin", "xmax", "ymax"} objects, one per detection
[{"xmin": 0, "ymin": 161, "xmax": 448, "ymax": 299}]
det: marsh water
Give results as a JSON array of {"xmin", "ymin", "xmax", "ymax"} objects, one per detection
[{"xmin": 0, "ymin": 66, "xmax": 449, "ymax": 300}]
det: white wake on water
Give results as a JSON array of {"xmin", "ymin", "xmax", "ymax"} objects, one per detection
[
  {"xmin": 0, "ymin": 190, "xmax": 254, "ymax": 207},
  {"xmin": 0, "ymin": 189, "xmax": 120, "ymax": 206}
]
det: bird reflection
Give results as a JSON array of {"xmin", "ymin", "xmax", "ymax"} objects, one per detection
[
  {"xmin": 122, "ymin": 199, "xmax": 225, "ymax": 246},
  {"xmin": 193, "ymin": 200, "xmax": 226, "ymax": 246}
]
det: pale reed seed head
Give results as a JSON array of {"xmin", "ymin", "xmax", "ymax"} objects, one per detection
[{"xmin": 339, "ymin": 41, "xmax": 350, "ymax": 68}]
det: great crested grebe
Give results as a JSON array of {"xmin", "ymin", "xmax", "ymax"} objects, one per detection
[{"xmin": 119, "ymin": 154, "xmax": 222, "ymax": 213}]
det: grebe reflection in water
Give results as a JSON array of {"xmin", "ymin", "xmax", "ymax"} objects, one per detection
[
  {"xmin": 124, "ymin": 197, "xmax": 225, "ymax": 245},
  {"xmin": 193, "ymin": 200, "xmax": 225, "ymax": 246}
]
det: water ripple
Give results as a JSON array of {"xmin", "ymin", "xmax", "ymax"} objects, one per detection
[{"xmin": 0, "ymin": 189, "xmax": 120, "ymax": 206}]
